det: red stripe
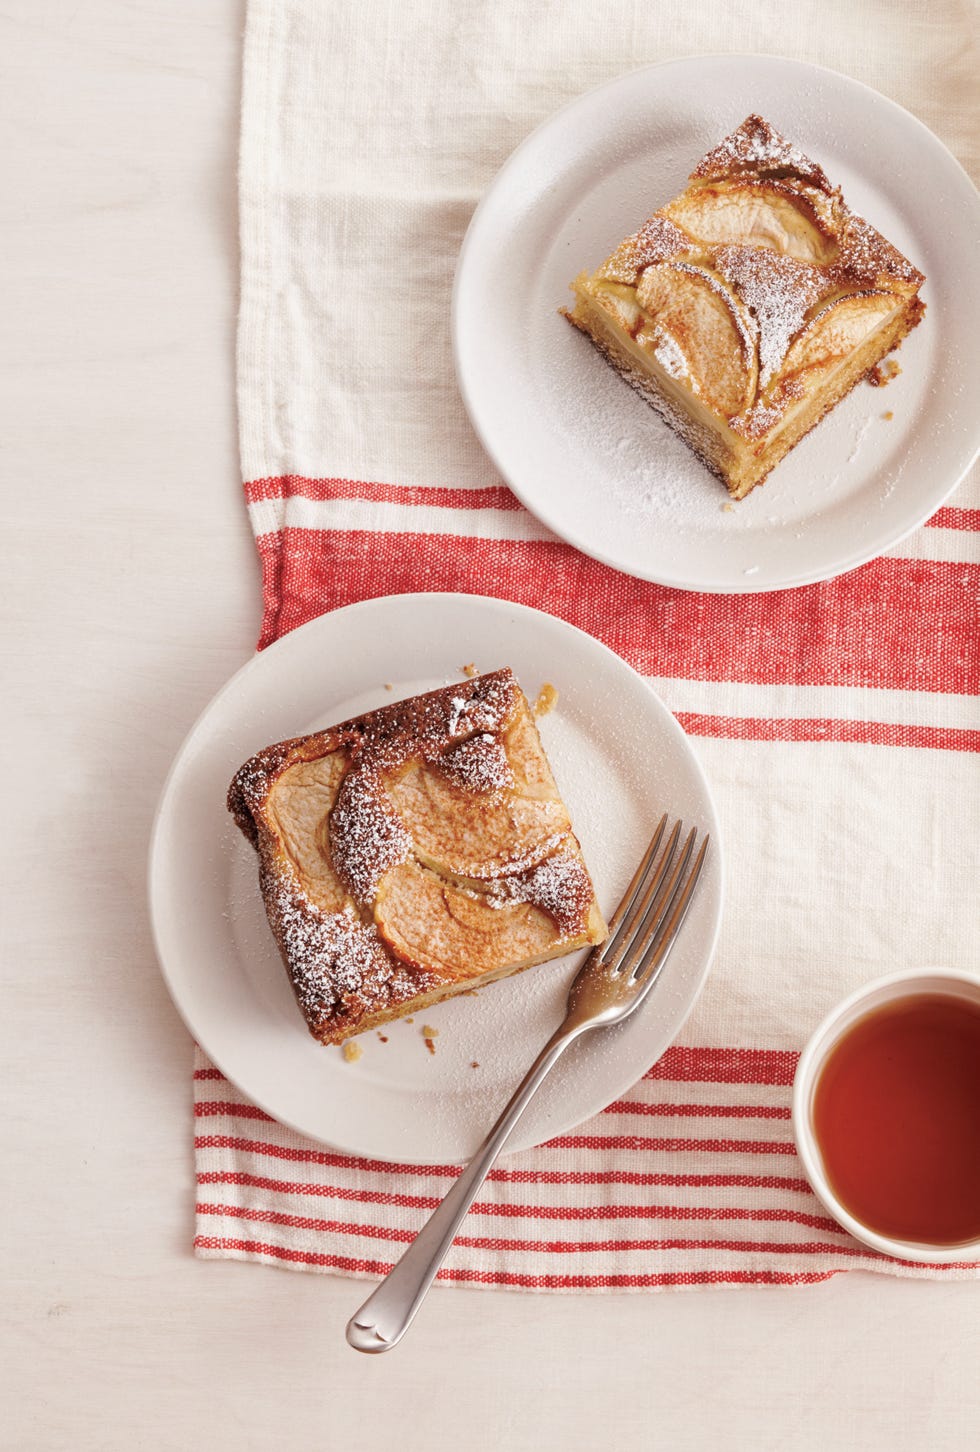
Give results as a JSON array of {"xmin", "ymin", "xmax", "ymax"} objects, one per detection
[
  {"xmin": 604, "ymin": 1100, "xmax": 791, "ymax": 1120},
  {"xmin": 196, "ymin": 1097, "xmax": 792, "ymax": 1127},
  {"xmin": 254, "ymin": 528, "xmax": 980, "ymax": 695},
  {"xmin": 195, "ymin": 1129, "xmax": 797, "ymax": 1162},
  {"xmin": 245, "ymin": 475, "xmax": 523, "ymax": 512},
  {"xmin": 244, "ymin": 476, "xmax": 980, "ymax": 534},
  {"xmin": 677, "ymin": 714, "xmax": 980, "ymax": 753},
  {"xmin": 194, "ymin": 1237, "xmax": 841, "ymax": 1286},
  {"xmin": 645, "ymin": 1047, "xmax": 798, "ymax": 1085},
  {"xmin": 193, "ymin": 1067, "xmax": 226, "ymax": 1081},
  {"xmin": 415, "ymin": 1236, "xmax": 857, "ymax": 1256},
  {"xmin": 198, "ymin": 1191, "xmax": 830, "ymax": 1226},
  {"xmin": 195, "ymin": 1132, "xmax": 458, "ymax": 1177},
  {"xmin": 194, "ymin": 1118, "xmax": 795, "ymax": 1155},
  {"xmin": 928, "ymin": 506, "xmax": 980, "ymax": 532},
  {"xmin": 196, "ymin": 1201, "xmax": 860, "ymax": 1255},
  {"xmin": 197, "ymin": 1196, "xmax": 836, "ymax": 1231},
  {"xmin": 194, "ymin": 1100, "xmax": 274, "ymax": 1122},
  {"xmin": 194, "ymin": 1174, "xmax": 454, "ymax": 1210},
  {"xmin": 198, "ymin": 1169, "xmax": 815, "ymax": 1197},
  {"xmin": 197, "ymin": 1185, "xmax": 831, "ymax": 1224},
  {"xmin": 419, "ymin": 1201, "xmax": 830, "ymax": 1226},
  {"xmin": 546, "ymin": 1134, "xmax": 798, "ymax": 1155}
]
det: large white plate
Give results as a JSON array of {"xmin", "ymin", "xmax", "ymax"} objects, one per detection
[
  {"xmin": 149, "ymin": 594, "xmax": 723, "ymax": 1162},
  {"xmin": 453, "ymin": 56, "xmax": 980, "ymax": 593}
]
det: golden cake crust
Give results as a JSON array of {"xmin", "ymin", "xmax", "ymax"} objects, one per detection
[
  {"xmin": 228, "ymin": 670, "xmax": 607, "ymax": 1045},
  {"xmin": 564, "ymin": 115, "xmax": 925, "ymax": 498}
]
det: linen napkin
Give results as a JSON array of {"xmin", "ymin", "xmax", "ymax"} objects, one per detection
[{"xmin": 194, "ymin": 0, "xmax": 980, "ymax": 1290}]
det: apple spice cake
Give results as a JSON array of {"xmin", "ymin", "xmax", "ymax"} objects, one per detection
[
  {"xmin": 227, "ymin": 669, "xmax": 607, "ymax": 1045},
  {"xmin": 564, "ymin": 114, "xmax": 925, "ymax": 499}
]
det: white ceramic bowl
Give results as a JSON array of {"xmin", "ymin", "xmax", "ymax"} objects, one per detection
[{"xmin": 792, "ymin": 968, "xmax": 980, "ymax": 1264}]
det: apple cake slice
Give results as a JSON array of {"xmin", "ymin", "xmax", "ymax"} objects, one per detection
[
  {"xmin": 564, "ymin": 115, "xmax": 925, "ymax": 499},
  {"xmin": 227, "ymin": 669, "xmax": 607, "ymax": 1045}
]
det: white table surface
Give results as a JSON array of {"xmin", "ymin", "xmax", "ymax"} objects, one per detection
[{"xmin": 3, "ymin": 3, "xmax": 977, "ymax": 1448}]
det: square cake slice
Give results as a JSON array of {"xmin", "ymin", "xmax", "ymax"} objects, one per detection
[
  {"xmin": 564, "ymin": 115, "xmax": 925, "ymax": 499},
  {"xmin": 228, "ymin": 669, "xmax": 607, "ymax": 1045}
]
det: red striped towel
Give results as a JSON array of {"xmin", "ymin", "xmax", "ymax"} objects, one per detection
[
  {"xmin": 195, "ymin": 1038, "xmax": 979, "ymax": 1289},
  {"xmin": 195, "ymin": 483, "xmax": 980, "ymax": 1289},
  {"xmin": 195, "ymin": 1, "xmax": 980, "ymax": 1289}
]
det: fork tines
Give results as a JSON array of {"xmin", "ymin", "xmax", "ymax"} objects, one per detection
[{"xmin": 600, "ymin": 816, "xmax": 709, "ymax": 986}]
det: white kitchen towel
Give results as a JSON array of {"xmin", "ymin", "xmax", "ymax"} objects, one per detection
[{"xmin": 194, "ymin": 0, "xmax": 980, "ymax": 1289}]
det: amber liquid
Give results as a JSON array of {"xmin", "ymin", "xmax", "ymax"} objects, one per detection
[{"xmin": 812, "ymin": 994, "xmax": 980, "ymax": 1246}]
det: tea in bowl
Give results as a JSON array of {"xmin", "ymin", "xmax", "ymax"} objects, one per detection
[{"xmin": 792, "ymin": 968, "xmax": 980, "ymax": 1264}]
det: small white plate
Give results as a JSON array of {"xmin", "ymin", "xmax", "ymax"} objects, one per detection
[
  {"xmin": 453, "ymin": 56, "xmax": 980, "ymax": 593},
  {"xmin": 149, "ymin": 594, "xmax": 723, "ymax": 1163}
]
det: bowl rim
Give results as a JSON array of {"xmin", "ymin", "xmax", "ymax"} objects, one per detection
[{"xmin": 792, "ymin": 966, "xmax": 980, "ymax": 1265}]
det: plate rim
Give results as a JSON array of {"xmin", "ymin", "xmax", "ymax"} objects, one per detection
[
  {"xmin": 148, "ymin": 591, "xmax": 725, "ymax": 1161},
  {"xmin": 451, "ymin": 53, "xmax": 980, "ymax": 594}
]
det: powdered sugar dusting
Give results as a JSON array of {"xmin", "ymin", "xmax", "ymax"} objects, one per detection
[
  {"xmin": 597, "ymin": 213, "xmax": 692, "ymax": 284},
  {"xmin": 440, "ymin": 674, "xmax": 515, "ymax": 738},
  {"xmin": 649, "ymin": 325, "xmax": 689, "ymax": 380},
  {"xmin": 446, "ymin": 696, "xmax": 468, "ymax": 735},
  {"xmin": 329, "ymin": 671, "xmax": 520, "ymax": 900},
  {"xmin": 691, "ymin": 114, "xmax": 831, "ymax": 193},
  {"xmin": 837, "ymin": 210, "xmax": 923, "ymax": 287},
  {"xmin": 490, "ymin": 853, "xmax": 594, "ymax": 938},
  {"xmin": 329, "ymin": 768, "xmax": 412, "ymax": 903},
  {"xmin": 264, "ymin": 871, "xmax": 389, "ymax": 1017},
  {"xmin": 439, "ymin": 733, "xmax": 515, "ymax": 794},
  {"xmin": 713, "ymin": 244, "xmax": 830, "ymax": 385}
]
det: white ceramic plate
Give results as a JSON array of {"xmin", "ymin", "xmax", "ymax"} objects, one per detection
[
  {"xmin": 149, "ymin": 594, "xmax": 723, "ymax": 1162},
  {"xmin": 453, "ymin": 56, "xmax": 980, "ymax": 593}
]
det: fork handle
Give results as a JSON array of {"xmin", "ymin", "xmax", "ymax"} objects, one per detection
[{"xmin": 345, "ymin": 1020, "xmax": 585, "ymax": 1353}]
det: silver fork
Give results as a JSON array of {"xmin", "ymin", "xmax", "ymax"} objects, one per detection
[{"xmin": 346, "ymin": 816, "xmax": 709, "ymax": 1354}]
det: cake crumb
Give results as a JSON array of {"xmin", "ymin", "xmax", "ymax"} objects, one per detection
[
  {"xmin": 868, "ymin": 358, "xmax": 901, "ymax": 387},
  {"xmin": 534, "ymin": 683, "xmax": 559, "ymax": 717},
  {"xmin": 376, "ymin": 1032, "xmax": 388, "ymax": 1043},
  {"xmin": 461, "ymin": 663, "xmax": 478, "ymax": 678},
  {"xmin": 422, "ymin": 1025, "xmax": 439, "ymax": 1038},
  {"xmin": 882, "ymin": 410, "xmax": 894, "ymax": 421},
  {"xmin": 405, "ymin": 1017, "xmax": 414, "ymax": 1024},
  {"xmin": 342, "ymin": 1041, "xmax": 363, "ymax": 1063},
  {"xmin": 470, "ymin": 1061, "xmax": 480, "ymax": 1069},
  {"xmin": 721, "ymin": 502, "xmax": 735, "ymax": 513},
  {"xmin": 383, "ymin": 682, "xmax": 393, "ymax": 691}
]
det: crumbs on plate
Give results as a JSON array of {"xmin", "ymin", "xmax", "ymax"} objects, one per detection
[
  {"xmin": 534, "ymin": 682, "xmax": 559, "ymax": 717},
  {"xmin": 868, "ymin": 358, "xmax": 901, "ymax": 387},
  {"xmin": 342, "ymin": 1041, "xmax": 363, "ymax": 1064}
]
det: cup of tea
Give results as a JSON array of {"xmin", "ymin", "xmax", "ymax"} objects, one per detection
[{"xmin": 792, "ymin": 967, "xmax": 980, "ymax": 1264}]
